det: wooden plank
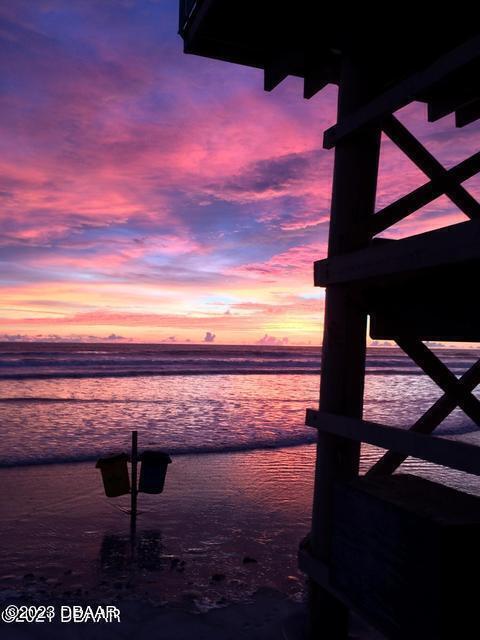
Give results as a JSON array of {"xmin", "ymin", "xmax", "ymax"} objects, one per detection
[
  {"xmin": 314, "ymin": 219, "xmax": 480, "ymax": 287},
  {"xmin": 371, "ymin": 150, "xmax": 480, "ymax": 234},
  {"xmin": 331, "ymin": 474, "xmax": 480, "ymax": 640},
  {"xmin": 367, "ymin": 261, "xmax": 480, "ymax": 341},
  {"xmin": 370, "ymin": 301, "xmax": 480, "ymax": 342},
  {"xmin": 323, "ymin": 34, "xmax": 480, "ymax": 149},
  {"xmin": 306, "ymin": 409, "xmax": 480, "ymax": 476},
  {"xmin": 300, "ymin": 474, "xmax": 480, "ymax": 639},
  {"xmin": 309, "ymin": 57, "xmax": 382, "ymax": 640},
  {"xmin": 383, "ymin": 116, "xmax": 480, "ymax": 219},
  {"xmin": 367, "ymin": 360, "xmax": 480, "ymax": 477}
]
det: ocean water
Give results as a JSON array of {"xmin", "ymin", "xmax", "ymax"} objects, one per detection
[
  {"xmin": 0, "ymin": 342, "xmax": 479, "ymax": 468},
  {"xmin": 1, "ymin": 342, "xmax": 480, "ymax": 607}
]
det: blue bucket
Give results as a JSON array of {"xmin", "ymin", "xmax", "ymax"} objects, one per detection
[{"xmin": 139, "ymin": 451, "xmax": 172, "ymax": 494}]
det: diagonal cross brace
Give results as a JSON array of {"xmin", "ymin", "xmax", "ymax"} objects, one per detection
[
  {"xmin": 396, "ymin": 337, "xmax": 480, "ymax": 426},
  {"xmin": 382, "ymin": 115, "xmax": 480, "ymax": 220},
  {"xmin": 371, "ymin": 151, "xmax": 480, "ymax": 235},
  {"xmin": 366, "ymin": 358, "xmax": 480, "ymax": 477}
]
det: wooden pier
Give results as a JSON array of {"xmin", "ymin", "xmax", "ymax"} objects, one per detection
[{"xmin": 179, "ymin": 5, "xmax": 480, "ymax": 637}]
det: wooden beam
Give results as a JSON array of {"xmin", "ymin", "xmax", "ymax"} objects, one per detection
[
  {"xmin": 367, "ymin": 359, "xmax": 480, "ymax": 477},
  {"xmin": 367, "ymin": 262, "xmax": 480, "ymax": 342},
  {"xmin": 303, "ymin": 55, "xmax": 340, "ymax": 99},
  {"xmin": 304, "ymin": 73, "xmax": 328, "ymax": 99},
  {"xmin": 309, "ymin": 57, "xmax": 382, "ymax": 640},
  {"xmin": 371, "ymin": 151, "xmax": 480, "ymax": 235},
  {"xmin": 312, "ymin": 59, "xmax": 381, "ymax": 552},
  {"xmin": 428, "ymin": 89, "xmax": 479, "ymax": 122},
  {"xmin": 180, "ymin": 0, "xmax": 213, "ymax": 45},
  {"xmin": 428, "ymin": 95, "xmax": 463, "ymax": 123},
  {"xmin": 314, "ymin": 219, "xmax": 480, "ymax": 287},
  {"xmin": 178, "ymin": 0, "xmax": 201, "ymax": 36},
  {"xmin": 264, "ymin": 66, "xmax": 288, "ymax": 92},
  {"xmin": 323, "ymin": 34, "xmax": 480, "ymax": 149},
  {"xmin": 298, "ymin": 542, "xmax": 374, "ymax": 635},
  {"xmin": 396, "ymin": 338, "xmax": 480, "ymax": 426},
  {"xmin": 298, "ymin": 544, "xmax": 330, "ymax": 589},
  {"xmin": 383, "ymin": 116, "xmax": 480, "ymax": 219},
  {"xmin": 456, "ymin": 98, "xmax": 480, "ymax": 127},
  {"xmin": 306, "ymin": 409, "xmax": 480, "ymax": 477}
]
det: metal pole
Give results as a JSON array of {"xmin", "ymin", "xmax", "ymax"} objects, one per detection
[
  {"xmin": 308, "ymin": 57, "xmax": 382, "ymax": 639},
  {"xmin": 130, "ymin": 430, "xmax": 138, "ymax": 547}
]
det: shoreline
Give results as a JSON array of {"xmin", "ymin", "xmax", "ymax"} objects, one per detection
[{"xmin": 0, "ymin": 439, "xmax": 317, "ymax": 470}]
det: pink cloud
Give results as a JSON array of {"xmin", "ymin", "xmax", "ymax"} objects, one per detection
[
  {"xmin": 1, "ymin": 2, "xmax": 479, "ymax": 344},
  {"xmin": 230, "ymin": 243, "xmax": 328, "ymax": 282}
]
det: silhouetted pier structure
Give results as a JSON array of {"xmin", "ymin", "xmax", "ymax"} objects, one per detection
[{"xmin": 179, "ymin": 5, "xmax": 480, "ymax": 638}]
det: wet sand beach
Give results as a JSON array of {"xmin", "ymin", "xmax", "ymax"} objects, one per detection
[
  {"xmin": 0, "ymin": 448, "xmax": 315, "ymax": 610},
  {"xmin": 1, "ymin": 443, "xmax": 473, "ymax": 638}
]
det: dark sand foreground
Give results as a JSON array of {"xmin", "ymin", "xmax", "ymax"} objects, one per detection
[
  {"xmin": 0, "ymin": 450, "xmax": 315, "ymax": 608},
  {"xmin": 0, "ymin": 589, "xmax": 298, "ymax": 639},
  {"xmin": 0, "ymin": 451, "xmax": 385, "ymax": 638},
  {"xmin": 0, "ymin": 590, "xmax": 384, "ymax": 640}
]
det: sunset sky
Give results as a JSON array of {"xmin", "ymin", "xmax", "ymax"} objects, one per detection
[{"xmin": 1, "ymin": 1, "xmax": 479, "ymax": 345}]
